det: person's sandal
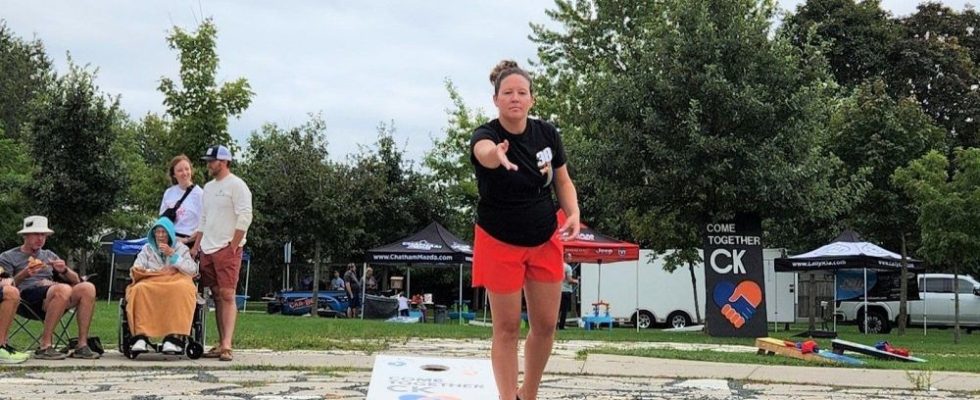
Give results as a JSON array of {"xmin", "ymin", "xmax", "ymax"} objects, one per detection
[
  {"xmin": 202, "ymin": 347, "xmax": 222, "ymax": 358},
  {"xmin": 218, "ymin": 348, "xmax": 233, "ymax": 361}
]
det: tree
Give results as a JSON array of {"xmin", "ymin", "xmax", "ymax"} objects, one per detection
[
  {"xmin": 240, "ymin": 115, "xmax": 351, "ymax": 295},
  {"xmin": 893, "ymin": 148, "xmax": 980, "ymax": 343},
  {"xmin": 158, "ymin": 18, "xmax": 253, "ymax": 162},
  {"xmin": 423, "ymin": 80, "xmax": 488, "ymax": 239},
  {"xmin": 887, "ymin": 4, "xmax": 980, "ymax": 150},
  {"xmin": 829, "ymin": 80, "xmax": 945, "ymax": 334},
  {"xmin": 829, "ymin": 81, "xmax": 945, "ymax": 248},
  {"xmin": 25, "ymin": 61, "xmax": 126, "ymax": 273},
  {"xmin": 0, "ymin": 21, "xmax": 53, "ymax": 141},
  {"xmin": 783, "ymin": 0, "xmax": 902, "ymax": 88},
  {"xmin": 0, "ymin": 137, "xmax": 33, "ymax": 248},
  {"xmin": 531, "ymin": 0, "xmax": 867, "ymax": 266},
  {"xmin": 104, "ymin": 116, "xmax": 164, "ymax": 238},
  {"xmin": 345, "ymin": 124, "xmax": 445, "ymax": 259}
]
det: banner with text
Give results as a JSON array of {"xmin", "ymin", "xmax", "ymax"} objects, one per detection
[{"xmin": 703, "ymin": 214, "xmax": 767, "ymax": 337}]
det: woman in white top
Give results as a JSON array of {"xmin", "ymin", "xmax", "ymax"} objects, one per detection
[{"xmin": 159, "ymin": 155, "xmax": 204, "ymax": 247}]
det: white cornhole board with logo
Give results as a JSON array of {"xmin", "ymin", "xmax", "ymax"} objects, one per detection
[{"xmin": 367, "ymin": 355, "xmax": 498, "ymax": 400}]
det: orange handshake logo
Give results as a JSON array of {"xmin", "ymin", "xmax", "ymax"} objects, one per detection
[{"xmin": 713, "ymin": 280, "xmax": 762, "ymax": 328}]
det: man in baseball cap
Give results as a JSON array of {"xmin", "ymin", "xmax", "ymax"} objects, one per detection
[{"xmin": 192, "ymin": 144, "xmax": 252, "ymax": 361}]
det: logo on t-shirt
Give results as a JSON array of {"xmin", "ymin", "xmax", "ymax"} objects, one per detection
[{"xmin": 536, "ymin": 147, "xmax": 554, "ymax": 187}]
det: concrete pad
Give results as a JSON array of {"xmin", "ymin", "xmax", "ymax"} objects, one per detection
[
  {"xmin": 209, "ymin": 370, "xmax": 311, "ymax": 383},
  {"xmin": 748, "ymin": 364, "xmax": 912, "ymax": 389},
  {"xmin": 583, "ymin": 354, "xmax": 758, "ymax": 380},
  {"xmin": 930, "ymin": 372, "xmax": 980, "ymax": 392},
  {"xmin": 675, "ymin": 378, "xmax": 732, "ymax": 391}
]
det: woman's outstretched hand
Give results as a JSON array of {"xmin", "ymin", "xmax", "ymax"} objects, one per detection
[{"xmin": 496, "ymin": 140, "xmax": 518, "ymax": 171}]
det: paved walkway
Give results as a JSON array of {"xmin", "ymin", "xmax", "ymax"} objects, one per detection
[{"xmin": 0, "ymin": 339, "xmax": 976, "ymax": 399}]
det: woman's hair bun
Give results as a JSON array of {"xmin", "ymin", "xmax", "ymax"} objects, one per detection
[{"xmin": 490, "ymin": 59, "xmax": 520, "ymax": 85}]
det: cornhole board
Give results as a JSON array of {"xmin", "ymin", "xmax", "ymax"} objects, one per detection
[
  {"xmin": 367, "ymin": 355, "xmax": 498, "ymax": 399},
  {"xmin": 756, "ymin": 337, "xmax": 863, "ymax": 365},
  {"xmin": 831, "ymin": 339, "xmax": 927, "ymax": 363}
]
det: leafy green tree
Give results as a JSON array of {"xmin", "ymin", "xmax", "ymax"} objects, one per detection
[
  {"xmin": 345, "ymin": 124, "xmax": 446, "ymax": 260},
  {"xmin": 829, "ymin": 81, "xmax": 945, "ymax": 248},
  {"xmin": 158, "ymin": 18, "xmax": 253, "ymax": 162},
  {"xmin": 783, "ymin": 0, "xmax": 902, "ymax": 88},
  {"xmin": 423, "ymin": 80, "xmax": 488, "ymax": 239},
  {"xmin": 104, "ymin": 117, "xmax": 163, "ymax": 238},
  {"xmin": 532, "ymin": 1, "xmax": 868, "ymax": 328},
  {"xmin": 25, "ymin": 61, "xmax": 126, "ymax": 273},
  {"xmin": 240, "ymin": 115, "xmax": 351, "ymax": 295},
  {"xmin": 531, "ymin": 0, "xmax": 867, "ymax": 263},
  {"xmin": 0, "ymin": 21, "xmax": 53, "ymax": 141},
  {"xmin": 902, "ymin": 2, "xmax": 980, "ymax": 64},
  {"xmin": 0, "ymin": 137, "xmax": 33, "ymax": 248},
  {"xmin": 887, "ymin": 4, "xmax": 980, "ymax": 150},
  {"xmin": 893, "ymin": 148, "xmax": 980, "ymax": 343},
  {"xmin": 829, "ymin": 81, "xmax": 946, "ymax": 334}
]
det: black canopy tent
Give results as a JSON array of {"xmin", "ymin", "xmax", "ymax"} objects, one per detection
[
  {"xmin": 775, "ymin": 230, "xmax": 922, "ymax": 334},
  {"xmin": 364, "ymin": 222, "xmax": 473, "ymax": 321}
]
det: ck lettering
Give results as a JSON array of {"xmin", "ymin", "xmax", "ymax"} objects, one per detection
[{"xmin": 710, "ymin": 249, "xmax": 746, "ymax": 274}]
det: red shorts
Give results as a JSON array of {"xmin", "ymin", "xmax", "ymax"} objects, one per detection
[
  {"xmin": 200, "ymin": 245, "xmax": 242, "ymax": 289},
  {"xmin": 472, "ymin": 225, "xmax": 564, "ymax": 293}
]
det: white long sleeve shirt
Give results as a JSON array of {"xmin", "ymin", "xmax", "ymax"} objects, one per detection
[{"xmin": 198, "ymin": 173, "xmax": 253, "ymax": 254}]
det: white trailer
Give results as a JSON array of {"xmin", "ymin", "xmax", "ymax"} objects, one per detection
[{"xmin": 578, "ymin": 249, "xmax": 796, "ymax": 329}]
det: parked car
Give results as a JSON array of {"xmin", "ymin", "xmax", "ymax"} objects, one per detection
[{"xmin": 837, "ymin": 273, "xmax": 980, "ymax": 334}]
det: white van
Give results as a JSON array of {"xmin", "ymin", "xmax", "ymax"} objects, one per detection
[
  {"xmin": 578, "ymin": 249, "xmax": 796, "ymax": 328},
  {"xmin": 837, "ymin": 273, "xmax": 980, "ymax": 333}
]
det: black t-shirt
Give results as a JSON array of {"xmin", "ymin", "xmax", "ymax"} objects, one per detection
[{"xmin": 470, "ymin": 118, "xmax": 567, "ymax": 246}]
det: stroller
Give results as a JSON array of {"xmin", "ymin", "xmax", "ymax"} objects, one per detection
[{"xmin": 118, "ymin": 293, "xmax": 207, "ymax": 359}]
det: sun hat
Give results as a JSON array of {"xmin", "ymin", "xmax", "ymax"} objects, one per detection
[{"xmin": 17, "ymin": 216, "xmax": 54, "ymax": 235}]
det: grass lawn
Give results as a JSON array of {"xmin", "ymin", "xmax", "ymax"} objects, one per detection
[{"xmin": 12, "ymin": 301, "xmax": 980, "ymax": 373}]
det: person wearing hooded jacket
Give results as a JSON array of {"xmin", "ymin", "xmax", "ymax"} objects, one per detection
[{"xmin": 125, "ymin": 217, "xmax": 199, "ymax": 354}]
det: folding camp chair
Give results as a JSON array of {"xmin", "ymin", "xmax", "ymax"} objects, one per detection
[{"xmin": 9, "ymin": 301, "xmax": 75, "ymax": 352}]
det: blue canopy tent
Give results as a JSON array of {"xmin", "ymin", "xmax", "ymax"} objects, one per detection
[{"xmin": 107, "ymin": 238, "xmax": 252, "ymax": 309}]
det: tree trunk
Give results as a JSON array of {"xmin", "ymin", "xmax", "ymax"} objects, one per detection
[
  {"xmin": 688, "ymin": 261, "xmax": 701, "ymax": 324},
  {"xmin": 954, "ymin": 265, "xmax": 961, "ymax": 344},
  {"xmin": 898, "ymin": 233, "xmax": 908, "ymax": 335},
  {"xmin": 312, "ymin": 241, "xmax": 321, "ymax": 318}
]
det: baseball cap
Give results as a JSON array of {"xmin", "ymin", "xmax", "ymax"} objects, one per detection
[{"xmin": 201, "ymin": 145, "xmax": 233, "ymax": 161}]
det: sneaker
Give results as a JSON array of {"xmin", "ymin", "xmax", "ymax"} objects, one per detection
[
  {"xmin": 130, "ymin": 339, "xmax": 148, "ymax": 353},
  {"xmin": 161, "ymin": 340, "xmax": 181, "ymax": 354},
  {"xmin": 2, "ymin": 345, "xmax": 29, "ymax": 361},
  {"xmin": 70, "ymin": 345, "xmax": 100, "ymax": 359},
  {"xmin": 34, "ymin": 346, "xmax": 67, "ymax": 360},
  {"xmin": 0, "ymin": 346, "xmax": 27, "ymax": 364}
]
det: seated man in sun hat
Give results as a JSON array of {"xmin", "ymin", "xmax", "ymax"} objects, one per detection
[{"xmin": 0, "ymin": 216, "xmax": 100, "ymax": 360}]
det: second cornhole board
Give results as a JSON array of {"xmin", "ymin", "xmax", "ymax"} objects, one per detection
[
  {"xmin": 756, "ymin": 337, "xmax": 863, "ymax": 365},
  {"xmin": 366, "ymin": 355, "xmax": 498, "ymax": 399},
  {"xmin": 831, "ymin": 339, "xmax": 927, "ymax": 363}
]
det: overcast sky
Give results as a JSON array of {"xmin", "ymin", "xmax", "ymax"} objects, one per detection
[{"xmin": 1, "ymin": 1, "xmax": 973, "ymax": 163}]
